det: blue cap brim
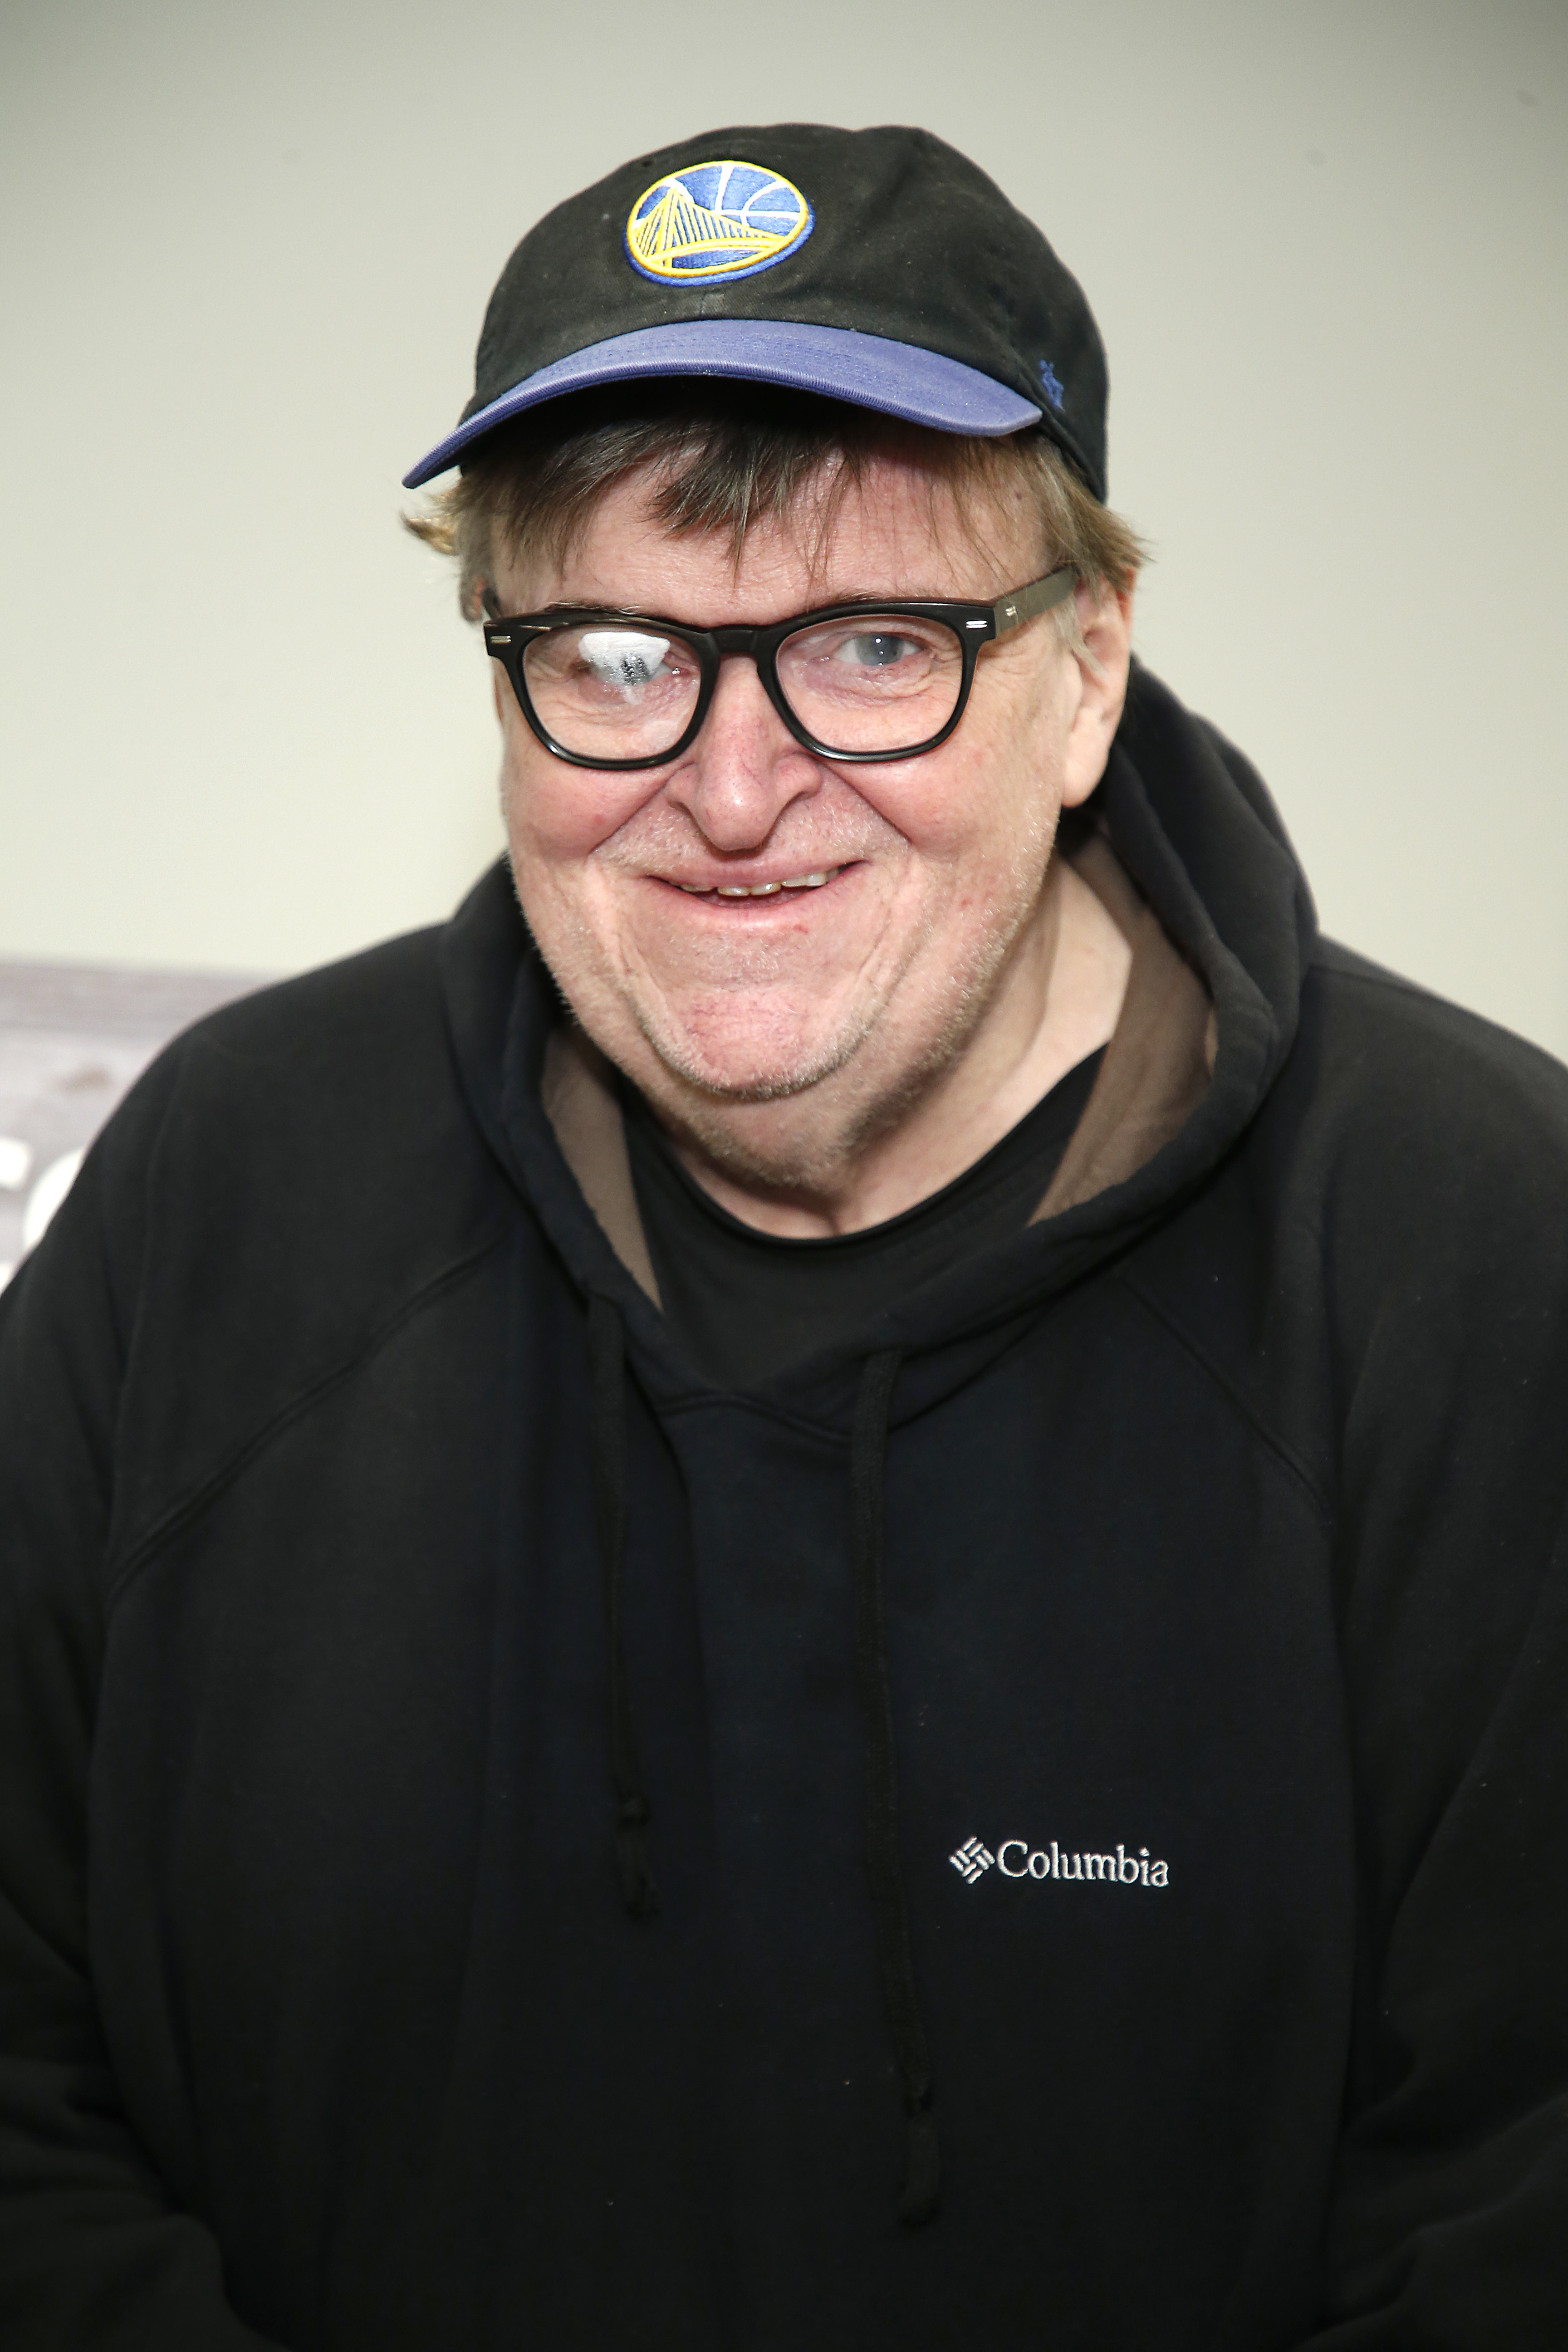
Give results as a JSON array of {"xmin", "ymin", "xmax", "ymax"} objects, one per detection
[{"xmin": 401, "ymin": 319, "xmax": 1042, "ymax": 487}]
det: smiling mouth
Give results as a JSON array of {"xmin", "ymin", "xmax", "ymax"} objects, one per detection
[{"xmin": 670, "ymin": 866, "xmax": 845, "ymax": 900}]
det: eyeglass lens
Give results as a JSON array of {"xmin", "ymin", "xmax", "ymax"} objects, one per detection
[{"xmin": 520, "ymin": 616, "xmax": 968, "ymax": 761}]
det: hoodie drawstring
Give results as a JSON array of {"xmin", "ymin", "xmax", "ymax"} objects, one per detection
[
  {"xmin": 588, "ymin": 1295, "xmax": 657, "ymax": 1918},
  {"xmin": 588, "ymin": 1303, "xmax": 936, "ymax": 2219},
  {"xmin": 851, "ymin": 1348, "xmax": 940, "ymax": 2226}
]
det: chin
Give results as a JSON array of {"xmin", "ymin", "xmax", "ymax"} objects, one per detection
[{"xmin": 635, "ymin": 1001, "xmax": 866, "ymax": 1106}]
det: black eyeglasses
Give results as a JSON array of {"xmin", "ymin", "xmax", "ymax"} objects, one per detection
[{"xmin": 482, "ymin": 567, "xmax": 1077, "ymax": 769}]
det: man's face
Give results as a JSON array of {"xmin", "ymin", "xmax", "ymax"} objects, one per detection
[{"xmin": 491, "ymin": 451, "xmax": 1125, "ymax": 1166}]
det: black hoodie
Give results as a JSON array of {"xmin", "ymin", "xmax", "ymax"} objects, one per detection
[{"xmin": 3, "ymin": 668, "xmax": 1567, "ymax": 2350}]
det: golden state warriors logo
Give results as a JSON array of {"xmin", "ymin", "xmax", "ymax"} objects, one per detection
[{"xmin": 625, "ymin": 159, "xmax": 813, "ymax": 285}]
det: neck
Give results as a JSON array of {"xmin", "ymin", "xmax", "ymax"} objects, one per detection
[{"xmin": 654, "ymin": 857, "xmax": 1132, "ymax": 1238}]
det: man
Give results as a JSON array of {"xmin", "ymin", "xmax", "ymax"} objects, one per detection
[{"xmin": 2, "ymin": 122, "xmax": 1566, "ymax": 2350}]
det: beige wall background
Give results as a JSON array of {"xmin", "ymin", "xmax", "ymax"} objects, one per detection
[{"xmin": 2, "ymin": 0, "xmax": 1564, "ymax": 1058}]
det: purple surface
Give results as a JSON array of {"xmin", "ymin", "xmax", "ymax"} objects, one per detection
[{"xmin": 403, "ymin": 321, "xmax": 1041, "ymax": 487}]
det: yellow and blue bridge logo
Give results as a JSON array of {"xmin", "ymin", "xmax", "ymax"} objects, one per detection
[{"xmin": 625, "ymin": 159, "xmax": 813, "ymax": 285}]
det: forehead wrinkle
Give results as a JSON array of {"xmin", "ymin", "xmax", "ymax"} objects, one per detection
[{"xmin": 778, "ymin": 455, "xmax": 1033, "ymax": 602}]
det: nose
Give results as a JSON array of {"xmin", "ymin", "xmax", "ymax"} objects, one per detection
[{"xmin": 662, "ymin": 653, "xmax": 823, "ymax": 852}]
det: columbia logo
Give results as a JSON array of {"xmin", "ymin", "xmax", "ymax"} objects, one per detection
[
  {"xmin": 949, "ymin": 1835, "xmax": 995, "ymax": 1883},
  {"xmin": 950, "ymin": 1833, "xmax": 1170, "ymax": 1890}
]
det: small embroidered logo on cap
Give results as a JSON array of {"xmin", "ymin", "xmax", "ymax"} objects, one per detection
[
  {"xmin": 1039, "ymin": 360, "xmax": 1065, "ymax": 411},
  {"xmin": 625, "ymin": 159, "xmax": 814, "ymax": 285}
]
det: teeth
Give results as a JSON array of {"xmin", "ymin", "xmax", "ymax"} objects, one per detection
[{"xmin": 676, "ymin": 867, "xmax": 838, "ymax": 898}]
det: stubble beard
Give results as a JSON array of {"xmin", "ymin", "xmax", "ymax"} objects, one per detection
[{"xmin": 625, "ymin": 877, "xmax": 1044, "ymax": 1197}]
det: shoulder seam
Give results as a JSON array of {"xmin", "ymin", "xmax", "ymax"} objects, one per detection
[
  {"xmin": 1112, "ymin": 1263, "xmax": 1336, "ymax": 1532},
  {"xmin": 104, "ymin": 1222, "xmax": 511, "ymax": 1611}
]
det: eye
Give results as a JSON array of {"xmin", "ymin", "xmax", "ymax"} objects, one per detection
[{"xmin": 831, "ymin": 631, "xmax": 921, "ymax": 669}]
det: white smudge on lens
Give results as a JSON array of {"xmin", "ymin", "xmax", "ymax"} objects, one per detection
[{"xmin": 578, "ymin": 631, "xmax": 671, "ymax": 694}]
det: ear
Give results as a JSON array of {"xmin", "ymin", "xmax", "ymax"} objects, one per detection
[{"xmin": 1059, "ymin": 579, "xmax": 1136, "ymax": 808}]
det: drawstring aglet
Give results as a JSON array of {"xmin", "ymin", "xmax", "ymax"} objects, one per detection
[
  {"xmin": 615, "ymin": 1792, "xmax": 658, "ymax": 1918},
  {"xmin": 899, "ymin": 2093, "xmax": 940, "ymax": 2226}
]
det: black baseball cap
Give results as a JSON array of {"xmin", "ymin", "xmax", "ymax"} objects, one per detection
[{"xmin": 403, "ymin": 123, "xmax": 1109, "ymax": 500}]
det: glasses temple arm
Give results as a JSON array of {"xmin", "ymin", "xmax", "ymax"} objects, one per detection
[{"xmin": 992, "ymin": 566, "xmax": 1078, "ymax": 635}]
